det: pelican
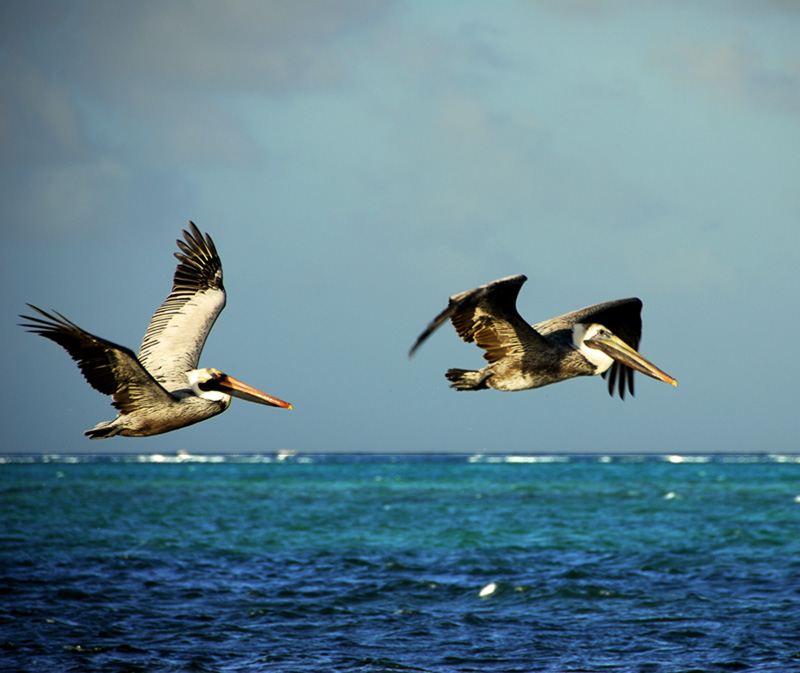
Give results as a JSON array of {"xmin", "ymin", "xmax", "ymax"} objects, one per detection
[
  {"xmin": 20, "ymin": 222, "xmax": 292, "ymax": 438},
  {"xmin": 409, "ymin": 274, "xmax": 677, "ymax": 398}
]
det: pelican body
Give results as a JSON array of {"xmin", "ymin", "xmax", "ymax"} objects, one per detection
[
  {"xmin": 409, "ymin": 274, "xmax": 677, "ymax": 399},
  {"xmin": 21, "ymin": 222, "xmax": 292, "ymax": 438}
]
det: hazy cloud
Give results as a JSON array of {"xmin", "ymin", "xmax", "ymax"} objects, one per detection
[
  {"xmin": 1, "ymin": 1, "xmax": 395, "ymax": 237},
  {"xmin": 2, "ymin": 1, "xmax": 798, "ymax": 454},
  {"xmin": 658, "ymin": 34, "xmax": 800, "ymax": 116}
]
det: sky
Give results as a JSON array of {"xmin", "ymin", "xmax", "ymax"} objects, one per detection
[{"xmin": 2, "ymin": 1, "xmax": 799, "ymax": 455}]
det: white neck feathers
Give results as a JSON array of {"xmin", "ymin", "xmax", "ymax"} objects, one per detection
[
  {"xmin": 572, "ymin": 323, "xmax": 614, "ymax": 374},
  {"xmin": 187, "ymin": 369, "xmax": 230, "ymax": 402}
]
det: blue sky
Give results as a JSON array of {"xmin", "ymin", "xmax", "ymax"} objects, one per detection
[{"xmin": 2, "ymin": 1, "xmax": 798, "ymax": 455}]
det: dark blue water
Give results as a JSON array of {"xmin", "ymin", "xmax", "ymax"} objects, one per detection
[{"xmin": 2, "ymin": 454, "xmax": 800, "ymax": 672}]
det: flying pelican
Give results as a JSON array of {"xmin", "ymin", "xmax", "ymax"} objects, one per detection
[
  {"xmin": 409, "ymin": 274, "xmax": 677, "ymax": 399},
  {"xmin": 20, "ymin": 222, "xmax": 292, "ymax": 438}
]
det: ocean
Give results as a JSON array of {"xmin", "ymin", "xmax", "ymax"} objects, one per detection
[{"xmin": 2, "ymin": 453, "xmax": 799, "ymax": 672}]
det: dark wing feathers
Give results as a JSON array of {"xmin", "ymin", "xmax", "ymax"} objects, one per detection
[
  {"xmin": 412, "ymin": 275, "xmax": 647, "ymax": 400},
  {"xmin": 19, "ymin": 305, "xmax": 174, "ymax": 414},
  {"xmin": 603, "ymin": 357, "xmax": 635, "ymax": 400},
  {"xmin": 172, "ymin": 223, "xmax": 222, "ymax": 293},
  {"xmin": 536, "ymin": 297, "xmax": 643, "ymax": 399},
  {"xmin": 587, "ymin": 299, "xmax": 641, "ymax": 400},
  {"xmin": 409, "ymin": 274, "xmax": 546, "ymax": 360},
  {"xmin": 138, "ymin": 222, "xmax": 225, "ymax": 385}
]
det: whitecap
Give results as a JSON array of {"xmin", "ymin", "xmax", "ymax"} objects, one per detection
[{"xmin": 479, "ymin": 582, "xmax": 498, "ymax": 597}]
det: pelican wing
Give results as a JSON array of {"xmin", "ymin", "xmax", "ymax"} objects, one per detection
[
  {"xmin": 410, "ymin": 275, "xmax": 547, "ymax": 362},
  {"xmin": 20, "ymin": 306, "xmax": 175, "ymax": 414},
  {"xmin": 138, "ymin": 222, "xmax": 225, "ymax": 388},
  {"xmin": 535, "ymin": 297, "xmax": 643, "ymax": 399}
]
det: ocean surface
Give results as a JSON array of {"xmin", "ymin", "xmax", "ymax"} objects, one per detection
[{"xmin": 2, "ymin": 453, "xmax": 800, "ymax": 673}]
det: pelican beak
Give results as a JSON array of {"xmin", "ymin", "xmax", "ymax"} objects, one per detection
[
  {"xmin": 216, "ymin": 375, "xmax": 293, "ymax": 409},
  {"xmin": 585, "ymin": 332, "xmax": 678, "ymax": 387}
]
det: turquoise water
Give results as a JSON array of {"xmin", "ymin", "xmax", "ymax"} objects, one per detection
[{"xmin": 2, "ymin": 454, "xmax": 800, "ymax": 672}]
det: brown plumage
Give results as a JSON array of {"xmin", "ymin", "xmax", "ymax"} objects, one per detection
[
  {"xmin": 20, "ymin": 222, "xmax": 292, "ymax": 438},
  {"xmin": 409, "ymin": 274, "xmax": 677, "ymax": 399}
]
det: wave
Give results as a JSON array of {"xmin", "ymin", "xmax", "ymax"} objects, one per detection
[{"xmin": 1, "ymin": 452, "xmax": 799, "ymax": 465}]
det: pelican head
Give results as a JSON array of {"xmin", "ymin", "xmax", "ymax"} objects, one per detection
[
  {"xmin": 188, "ymin": 368, "xmax": 293, "ymax": 409},
  {"xmin": 576, "ymin": 324, "xmax": 677, "ymax": 386}
]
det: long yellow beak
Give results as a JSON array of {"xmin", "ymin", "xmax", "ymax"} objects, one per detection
[
  {"xmin": 585, "ymin": 332, "xmax": 677, "ymax": 387},
  {"xmin": 217, "ymin": 374, "xmax": 293, "ymax": 409}
]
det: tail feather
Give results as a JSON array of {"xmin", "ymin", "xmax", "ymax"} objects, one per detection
[
  {"xmin": 84, "ymin": 420, "xmax": 121, "ymax": 439},
  {"xmin": 445, "ymin": 369, "xmax": 490, "ymax": 391}
]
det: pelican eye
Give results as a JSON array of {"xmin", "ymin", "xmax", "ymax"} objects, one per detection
[{"xmin": 197, "ymin": 376, "xmax": 223, "ymax": 392}]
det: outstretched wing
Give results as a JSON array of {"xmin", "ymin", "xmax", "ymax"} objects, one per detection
[
  {"xmin": 535, "ymin": 297, "xmax": 643, "ymax": 399},
  {"xmin": 20, "ymin": 306, "xmax": 174, "ymax": 414},
  {"xmin": 138, "ymin": 222, "xmax": 225, "ymax": 387},
  {"xmin": 409, "ymin": 274, "xmax": 547, "ymax": 362}
]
